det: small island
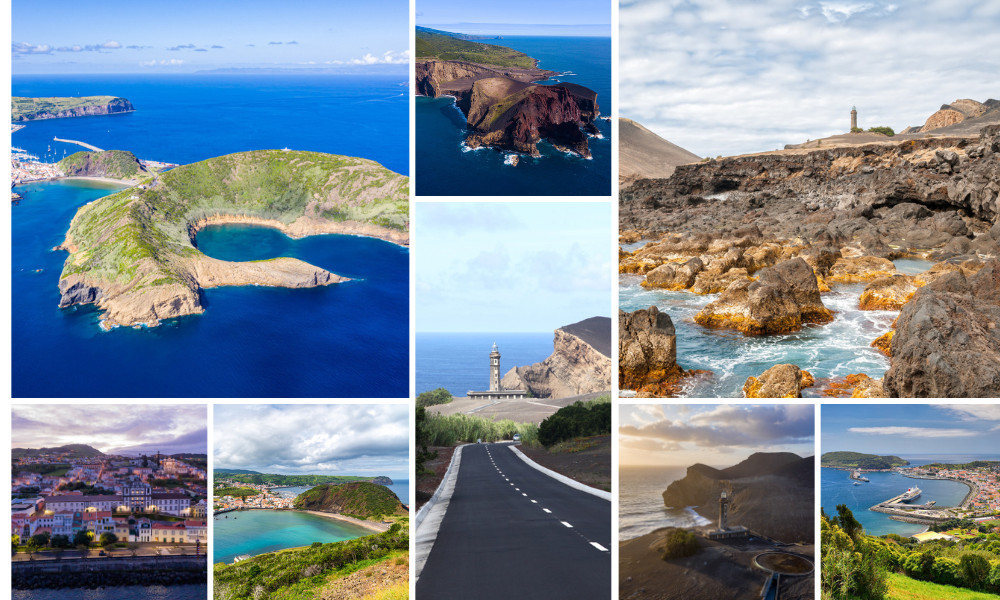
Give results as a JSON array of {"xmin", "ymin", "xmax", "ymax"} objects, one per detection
[
  {"xmin": 415, "ymin": 27, "xmax": 600, "ymax": 158},
  {"xmin": 821, "ymin": 451, "xmax": 910, "ymax": 470},
  {"xmin": 11, "ymin": 96, "xmax": 134, "ymax": 121},
  {"xmin": 294, "ymin": 481, "xmax": 408, "ymax": 527},
  {"xmin": 56, "ymin": 149, "xmax": 409, "ymax": 329}
]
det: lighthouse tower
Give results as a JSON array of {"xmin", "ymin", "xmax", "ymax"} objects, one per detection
[
  {"xmin": 489, "ymin": 342, "xmax": 501, "ymax": 392},
  {"xmin": 851, "ymin": 106, "xmax": 858, "ymax": 131},
  {"xmin": 719, "ymin": 491, "xmax": 729, "ymax": 531}
]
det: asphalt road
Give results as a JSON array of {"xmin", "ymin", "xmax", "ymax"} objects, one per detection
[{"xmin": 417, "ymin": 442, "xmax": 611, "ymax": 599}]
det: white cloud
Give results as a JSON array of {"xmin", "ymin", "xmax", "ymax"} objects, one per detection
[
  {"xmin": 621, "ymin": 404, "xmax": 814, "ymax": 447},
  {"xmin": 933, "ymin": 404, "xmax": 1000, "ymax": 421},
  {"xmin": 847, "ymin": 426, "xmax": 978, "ymax": 438},
  {"xmin": 329, "ymin": 49, "xmax": 410, "ymax": 65},
  {"xmin": 101, "ymin": 40, "xmax": 121, "ymax": 49},
  {"xmin": 620, "ymin": 0, "xmax": 1000, "ymax": 157},
  {"xmin": 12, "ymin": 42, "xmax": 52, "ymax": 54},
  {"xmin": 140, "ymin": 59, "xmax": 185, "ymax": 67}
]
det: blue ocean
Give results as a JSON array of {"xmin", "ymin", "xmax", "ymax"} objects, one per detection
[
  {"xmin": 619, "ymin": 256, "xmax": 932, "ymax": 397},
  {"xmin": 416, "ymin": 333, "xmax": 554, "ymax": 396},
  {"xmin": 821, "ymin": 455, "xmax": 998, "ymax": 537},
  {"xmin": 11, "ymin": 75, "xmax": 408, "ymax": 398},
  {"xmin": 416, "ymin": 36, "xmax": 612, "ymax": 196}
]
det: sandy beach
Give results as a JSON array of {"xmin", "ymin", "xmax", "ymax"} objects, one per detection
[{"xmin": 300, "ymin": 510, "xmax": 390, "ymax": 533}]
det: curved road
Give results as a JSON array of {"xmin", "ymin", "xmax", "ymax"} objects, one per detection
[{"xmin": 417, "ymin": 442, "xmax": 610, "ymax": 599}]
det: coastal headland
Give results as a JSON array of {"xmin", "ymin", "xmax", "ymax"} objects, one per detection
[
  {"xmin": 620, "ymin": 112, "xmax": 1000, "ymax": 397},
  {"xmin": 56, "ymin": 149, "xmax": 409, "ymax": 329},
  {"xmin": 11, "ymin": 95, "xmax": 134, "ymax": 121},
  {"xmin": 416, "ymin": 28, "xmax": 601, "ymax": 158}
]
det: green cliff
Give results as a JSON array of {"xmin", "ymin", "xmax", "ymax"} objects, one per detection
[
  {"xmin": 821, "ymin": 451, "xmax": 909, "ymax": 469},
  {"xmin": 416, "ymin": 28, "xmax": 536, "ymax": 69},
  {"xmin": 56, "ymin": 149, "xmax": 408, "ymax": 329},
  {"xmin": 293, "ymin": 482, "xmax": 407, "ymax": 520},
  {"xmin": 12, "ymin": 96, "xmax": 134, "ymax": 121},
  {"xmin": 58, "ymin": 150, "xmax": 147, "ymax": 181}
]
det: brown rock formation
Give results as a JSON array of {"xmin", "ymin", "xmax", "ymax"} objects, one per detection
[
  {"xmin": 694, "ymin": 258, "xmax": 833, "ymax": 335},
  {"xmin": 858, "ymin": 274, "xmax": 918, "ymax": 310},
  {"xmin": 920, "ymin": 99, "xmax": 988, "ymax": 132},
  {"xmin": 743, "ymin": 364, "xmax": 815, "ymax": 398},
  {"xmin": 826, "ymin": 256, "xmax": 897, "ymax": 284},
  {"xmin": 500, "ymin": 316, "xmax": 611, "ymax": 398},
  {"xmin": 619, "ymin": 117, "xmax": 700, "ymax": 190},
  {"xmin": 619, "ymin": 306, "xmax": 687, "ymax": 395}
]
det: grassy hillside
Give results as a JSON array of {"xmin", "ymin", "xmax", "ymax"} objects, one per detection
[
  {"xmin": 416, "ymin": 28, "xmax": 536, "ymax": 69},
  {"xmin": 293, "ymin": 482, "xmax": 406, "ymax": 520},
  {"xmin": 213, "ymin": 524, "xmax": 407, "ymax": 600},
  {"xmin": 60, "ymin": 149, "xmax": 408, "ymax": 289},
  {"xmin": 215, "ymin": 487, "xmax": 259, "ymax": 498},
  {"xmin": 887, "ymin": 572, "xmax": 1000, "ymax": 600},
  {"xmin": 224, "ymin": 473, "xmax": 378, "ymax": 486},
  {"xmin": 58, "ymin": 150, "xmax": 146, "ymax": 180},
  {"xmin": 12, "ymin": 444, "xmax": 104, "ymax": 458},
  {"xmin": 11, "ymin": 96, "xmax": 131, "ymax": 121},
  {"xmin": 821, "ymin": 451, "xmax": 909, "ymax": 469}
]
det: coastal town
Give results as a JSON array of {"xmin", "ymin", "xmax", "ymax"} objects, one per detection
[
  {"xmin": 213, "ymin": 479, "xmax": 296, "ymax": 513},
  {"xmin": 12, "ymin": 447, "xmax": 209, "ymax": 559}
]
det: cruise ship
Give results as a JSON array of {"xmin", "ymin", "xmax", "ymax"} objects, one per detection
[{"xmin": 901, "ymin": 486, "xmax": 922, "ymax": 501}]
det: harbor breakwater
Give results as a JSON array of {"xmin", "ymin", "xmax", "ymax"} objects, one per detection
[{"xmin": 13, "ymin": 555, "xmax": 207, "ymax": 589}]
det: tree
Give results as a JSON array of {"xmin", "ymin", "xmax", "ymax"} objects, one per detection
[
  {"xmin": 73, "ymin": 529, "xmax": 94, "ymax": 548},
  {"xmin": 834, "ymin": 504, "xmax": 863, "ymax": 542},
  {"xmin": 12, "ymin": 534, "xmax": 20, "ymax": 555},
  {"xmin": 30, "ymin": 532, "xmax": 50, "ymax": 548},
  {"xmin": 50, "ymin": 534, "xmax": 71, "ymax": 549},
  {"xmin": 960, "ymin": 553, "xmax": 990, "ymax": 590},
  {"xmin": 416, "ymin": 388, "xmax": 453, "ymax": 407},
  {"xmin": 25, "ymin": 539, "xmax": 38, "ymax": 560},
  {"xmin": 99, "ymin": 532, "xmax": 118, "ymax": 547}
]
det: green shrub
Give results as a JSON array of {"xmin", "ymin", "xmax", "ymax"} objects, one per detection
[
  {"xmin": 867, "ymin": 126, "xmax": 895, "ymax": 136},
  {"xmin": 416, "ymin": 388, "xmax": 453, "ymax": 407},
  {"xmin": 660, "ymin": 529, "xmax": 699, "ymax": 560},
  {"xmin": 537, "ymin": 396, "xmax": 610, "ymax": 448}
]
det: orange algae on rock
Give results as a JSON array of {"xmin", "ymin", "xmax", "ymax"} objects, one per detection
[{"xmin": 871, "ymin": 331, "xmax": 894, "ymax": 356}]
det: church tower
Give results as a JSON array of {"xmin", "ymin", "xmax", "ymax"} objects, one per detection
[
  {"xmin": 719, "ymin": 491, "xmax": 729, "ymax": 531},
  {"xmin": 489, "ymin": 343, "xmax": 501, "ymax": 391},
  {"xmin": 851, "ymin": 106, "xmax": 858, "ymax": 131}
]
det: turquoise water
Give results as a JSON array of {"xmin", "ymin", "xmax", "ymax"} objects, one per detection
[
  {"xmin": 12, "ymin": 585, "xmax": 204, "ymax": 599},
  {"xmin": 618, "ymin": 258, "xmax": 932, "ymax": 397},
  {"xmin": 416, "ymin": 36, "xmax": 611, "ymax": 196},
  {"xmin": 213, "ymin": 509, "xmax": 374, "ymax": 565},
  {"xmin": 416, "ymin": 333, "xmax": 554, "ymax": 396},
  {"xmin": 12, "ymin": 188, "xmax": 408, "ymax": 397},
  {"xmin": 821, "ymin": 457, "xmax": 982, "ymax": 537}
]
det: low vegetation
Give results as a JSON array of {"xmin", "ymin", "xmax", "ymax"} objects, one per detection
[
  {"xmin": 213, "ymin": 524, "xmax": 408, "ymax": 600},
  {"xmin": 419, "ymin": 412, "xmax": 539, "ymax": 446},
  {"xmin": 224, "ymin": 473, "xmax": 377, "ymax": 487},
  {"xmin": 416, "ymin": 28, "xmax": 536, "ymax": 69},
  {"xmin": 661, "ymin": 529, "xmax": 700, "ymax": 560},
  {"xmin": 822, "ymin": 504, "xmax": 1000, "ymax": 600},
  {"xmin": 868, "ymin": 126, "xmax": 895, "ymax": 136},
  {"xmin": 821, "ymin": 451, "xmax": 909, "ymax": 470},
  {"xmin": 537, "ymin": 396, "xmax": 611, "ymax": 448},
  {"xmin": 293, "ymin": 482, "xmax": 406, "ymax": 521},
  {"xmin": 887, "ymin": 571, "xmax": 1000, "ymax": 600},
  {"xmin": 416, "ymin": 388, "xmax": 453, "ymax": 407},
  {"xmin": 215, "ymin": 486, "xmax": 260, "ymax": 498},
  {"xmin": 58, "ymin": 150, "xmax": 145, "ymax": 180}
]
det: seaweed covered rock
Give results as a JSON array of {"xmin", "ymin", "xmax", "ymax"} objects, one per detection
[
  {"xmin": 694, "ymin": 258, "xmax": 832, "ymax": 335},
  {"xmin": 619, "ymin": 306, "xmax": 685, "ymax": 395}
]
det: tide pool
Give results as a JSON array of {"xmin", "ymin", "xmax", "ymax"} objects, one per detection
[
  {"xmin": 618, "ymin": 258, "xmax": 932, "ymax": 397},
  {"xmin": 416, "ymin": 36, "xmax": 611, "ymax": 196},
  {"xmin": 213, "ymin": 509, "xmax": 373, "ymax": 565}
]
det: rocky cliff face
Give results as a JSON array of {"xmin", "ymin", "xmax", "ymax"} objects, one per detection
[
  {"xmin": 500, "ymin": 316, "xmax": 611, "ymax": 398},
  {"xmin": 13, "ymin": 97, "xmax": 134, "ymax": 121},
  {"xmin": 662, "ymin": 453, "xmax": 813, "ymax": 543},
  {"xmin": 416, "ymin": 59, "xmax": 599, "ymax": 157}
]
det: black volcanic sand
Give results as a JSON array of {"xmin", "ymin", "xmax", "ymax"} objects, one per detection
[{"xmin": 619, "ymin": 528, "xmax": 814, "ymax": 600}]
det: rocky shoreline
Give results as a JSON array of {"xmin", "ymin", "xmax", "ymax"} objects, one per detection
[
  {"xmin": 416, "ymin": 59, "xmax": 601, "ymax": 158},
  {"xmin": 620, "ymin": 124, "xmax": 1000, "ymax": 397}
]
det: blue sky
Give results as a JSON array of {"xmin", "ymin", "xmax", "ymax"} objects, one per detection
[
  {"xmin": 620, "ymin": 403, "xmax": 815, "ymax": 467},
  {"xmin": 621, "ymin": 0, "xmax": 1000, "ymax": 157},
  {"xmin": 12, "ymin": 0, "xmax": 409, "ymax": 74},
  {"xmin": 418, "ymin": 0, "xmax": 610, "ymax": 35},
  {"xmin": 214, "ymin": 405, "xmax": 410, "ymax": 480},
  {"xmin": 822, "ymin": 404, "xmax": 1000, "ymax": 457},
  {"xmin": 416, "ymin": 202, "xmax": 612, "ymax": 333}
]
